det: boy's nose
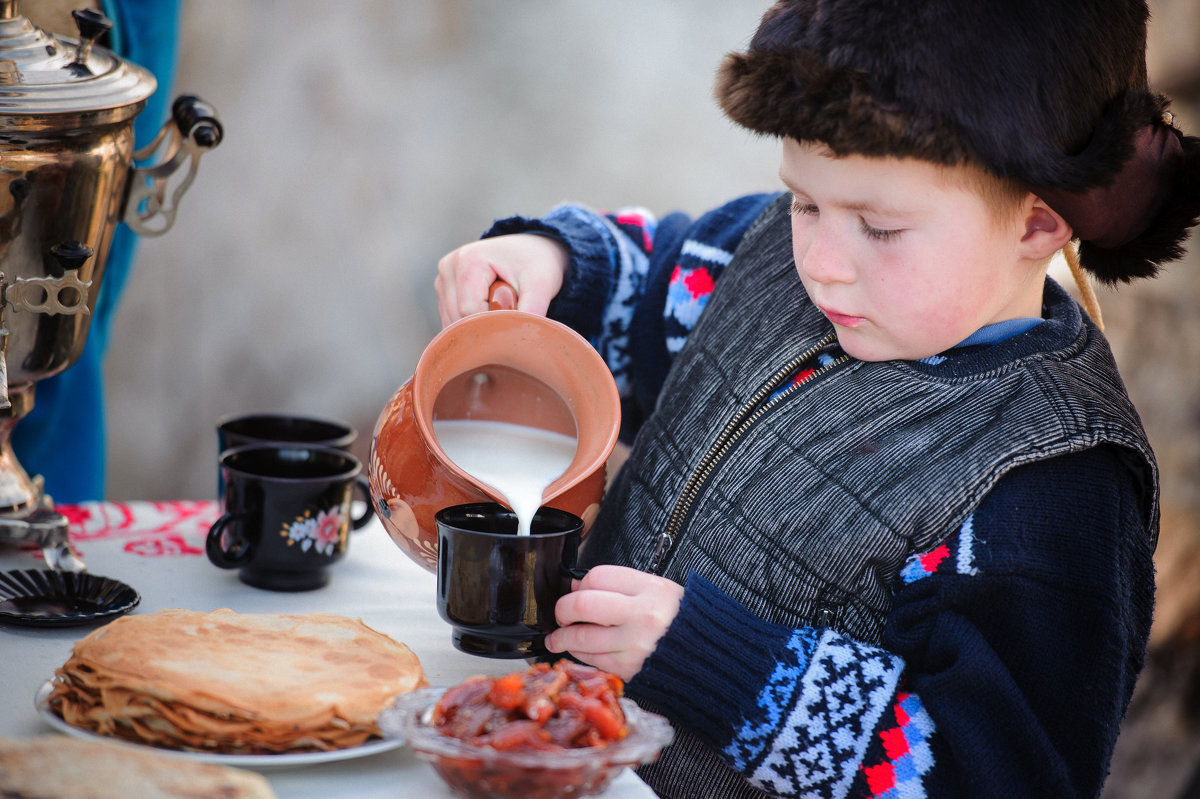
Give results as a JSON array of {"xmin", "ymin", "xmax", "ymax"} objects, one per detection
[{"xmin": 797, "ymin": 225, "xmax": 854, "ymax": 284}]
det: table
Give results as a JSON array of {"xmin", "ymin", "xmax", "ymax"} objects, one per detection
[{"xmin": 0, "ymin": 500, "xmax": 656, "ymax": 798}]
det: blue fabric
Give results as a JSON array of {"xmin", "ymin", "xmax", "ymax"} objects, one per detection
[
  {"xmin": 11, "ymin": 0, "xmax": 182, "ymax": 501},
  {"xmin": 955, "ymin": 317, "xmax": 1043, "ymax": 347}
]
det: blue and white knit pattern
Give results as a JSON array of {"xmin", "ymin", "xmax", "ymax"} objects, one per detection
[
  {"xmin": 899, "ymin": 513, "xmax": 980, "ymax": 584},
  {"xmin": 725, "ymin": 628, "xmax": 820, "ymax": 774},
  {"xmin": 727, "ymin": 629, "xmax": 906, "ymax": 799},
  {"xmin": 861, "ymin": 692, "xmax": 937, "ymax": 798},
  {"xmin": 545, "ymin": 204, "xmax": 653, "ymax": 398},
  {"xmin": 664, "ymin": 236, "xmax": 735, "ymax": 354},
  {"xmin": 955, "ymin": 513, "xmax": 981, "ymax": 577}
]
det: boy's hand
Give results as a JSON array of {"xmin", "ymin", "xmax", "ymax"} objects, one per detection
[
  {"xmin": 544, "ymin": 565, "xmax": 684, "ymax": 681},
  {"xmin": 435, "ymin": 233, "xmax": 569, "ymax": 327}
]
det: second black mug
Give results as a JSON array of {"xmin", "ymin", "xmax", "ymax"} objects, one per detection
[{"xmin": 436, "ymin": 503, "xmax": 583, "ymax": 658}]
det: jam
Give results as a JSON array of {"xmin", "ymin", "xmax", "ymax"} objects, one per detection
[{"xmin": 432, "ymin": 660, "xmax": 628, "ymax": 751}]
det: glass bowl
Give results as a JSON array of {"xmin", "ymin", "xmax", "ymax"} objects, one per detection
[{"xmin": 380, "ymin": 686, "xmax": 674, "ymax": 799}]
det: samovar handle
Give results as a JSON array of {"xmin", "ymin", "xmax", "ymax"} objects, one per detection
[
  {"xmin": 171, "ymin": 94, "xmax": 224, "ymax": 149},
  {"xmin": 123, "ymin": 94, "xmax": 225, "ymax": 237}
]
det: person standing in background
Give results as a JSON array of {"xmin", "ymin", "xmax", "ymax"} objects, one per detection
[{"xmin": 13, "ymin": 0, "xmax": 182, "ymax": 501}]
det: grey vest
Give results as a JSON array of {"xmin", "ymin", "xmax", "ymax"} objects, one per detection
[{"xmin": 581, "ymin": 195, "xmax": 1157, "ymax": 798}]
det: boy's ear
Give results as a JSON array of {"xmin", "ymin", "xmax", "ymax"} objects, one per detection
[{"xmin": 1019, "ymin": 195, "xmax": 1075, "ymax": 260}]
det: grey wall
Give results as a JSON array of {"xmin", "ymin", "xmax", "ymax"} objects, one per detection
[{"xmin": 104, "ymin": 1, "xmax": 779, "ymax": 499}]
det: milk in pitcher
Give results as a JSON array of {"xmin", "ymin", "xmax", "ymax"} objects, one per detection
[{"xmin": 432, "ymin": 419, "xmax": 577, "ymax": 536}]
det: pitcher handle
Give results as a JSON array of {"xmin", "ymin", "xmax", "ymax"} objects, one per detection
[{"xmin": 487, "ymin": 280, "xmax": 518, "ymax": 311}]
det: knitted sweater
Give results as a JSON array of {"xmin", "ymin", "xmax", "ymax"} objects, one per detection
[{"xmin": 483, "ymin": 195, "xmax": 1156, "ymax": 798}]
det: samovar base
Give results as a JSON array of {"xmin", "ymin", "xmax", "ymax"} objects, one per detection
[
  {"xmin": 0, "ymin": 385, "xmax": 86, "ymax": 572},
  {"xmin": 0, "ymin": 488, "xmax": 84, "ymax": 572}
]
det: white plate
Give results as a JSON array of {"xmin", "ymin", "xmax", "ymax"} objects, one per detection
[{"xmin": 34, "ymin": 681, "xmax": 405, "ymax": 770}]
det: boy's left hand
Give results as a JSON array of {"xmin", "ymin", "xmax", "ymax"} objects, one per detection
[{"xmin": 544, "ymin": 565, "xmax": 684, "ymax": 681}]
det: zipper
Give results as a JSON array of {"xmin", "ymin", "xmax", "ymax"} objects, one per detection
[{"xmin": 647, "ymin": 333, "xmax": 850, "ymax": 574}]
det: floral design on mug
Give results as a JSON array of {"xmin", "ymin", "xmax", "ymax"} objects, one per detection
[{"xmin": 281, "ymin": 505, "xmax": 348, "ymax": 556}]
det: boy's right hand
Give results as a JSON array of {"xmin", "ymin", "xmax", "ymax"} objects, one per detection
[{"xmin": 435, "ymin": 233, "xmax": 569, "ymax": 328}]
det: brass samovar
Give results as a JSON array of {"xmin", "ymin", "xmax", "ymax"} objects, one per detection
[{"xmin": 0, "ymin": 2, "xmax": 222, "ymax": 569}]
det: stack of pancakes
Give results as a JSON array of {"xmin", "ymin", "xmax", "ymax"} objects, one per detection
[{"xmin": 46, "ymin": 608, "xmax": 426, "ymax": 754}]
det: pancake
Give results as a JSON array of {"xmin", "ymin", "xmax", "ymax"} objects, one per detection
[
  {"xmin": 0, "ymin": 735, "xmax": 278, "ymax": 799},
  {"xmin": 46, "ymin": 608, "xmax": 426, "ymax": 754}
]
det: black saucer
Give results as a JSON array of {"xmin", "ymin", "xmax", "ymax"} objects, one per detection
[{"xmin": 0, "ymin": 569, "xmax": 140, "ymax": 627}]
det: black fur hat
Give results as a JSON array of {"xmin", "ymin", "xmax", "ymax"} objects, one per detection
[{"xmin": 716, "ymin": 0, "xmax": 1200, "ymax": 282}]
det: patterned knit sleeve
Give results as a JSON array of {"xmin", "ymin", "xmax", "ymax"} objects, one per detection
[
  {"xmin": 483, "ymin": 193, "xmax": 779, "ymax": 437},
  {"xmin": 626, "ymin": 444, "xmax": 1155, "ymax": 798}
]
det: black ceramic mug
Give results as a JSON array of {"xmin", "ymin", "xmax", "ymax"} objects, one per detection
[
  {"xmin": 216, "ymin": 413, "xmax": 357, "ymax": 497},
  {"xmin": 207, "ymin": 444, "xmax": 373, "ymax": 591},
  {"xmin": 436, "ymin": 503, "xmax": 583, "ymax": 658},
  {"xmin": 217, "ymin": 412, "xmax": 357, "ymax": 452}
]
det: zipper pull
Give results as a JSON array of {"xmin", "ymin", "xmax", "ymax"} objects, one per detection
[{"xmin": 647, "ymin": 532, "xmax": 673, "ymax": 573}]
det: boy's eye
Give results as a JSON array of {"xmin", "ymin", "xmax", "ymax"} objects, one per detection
[
  {"xmin": 790, "ymin": 193, "xmax": 903, "ymax": 241},
  {"xmin": 859, "ymin": 218, "xmax": 902, "ymax": 242},
  {"xmin": 789, "ymin": 195, "xmax": 818, "ymax": 216}
]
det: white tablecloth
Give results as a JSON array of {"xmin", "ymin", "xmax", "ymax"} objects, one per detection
[{"xmin": 0, "ymin": 501, "xmax": 656, "ymax": 798}]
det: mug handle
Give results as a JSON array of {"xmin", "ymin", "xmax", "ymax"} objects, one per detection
[
  {"xmin": 350, "ymin": 476, "xmax": 375, "ymax": 530},
  {"xmin": 206, "ymin": 512, "xmax": 253, "ymax": 568}
]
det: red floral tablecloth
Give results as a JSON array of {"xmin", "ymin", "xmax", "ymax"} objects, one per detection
[{"xmin": 55, "ymin": 500, "xmax": 219, "ymax": 559}]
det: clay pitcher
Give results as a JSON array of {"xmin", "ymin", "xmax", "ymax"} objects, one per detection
[{"xmin": 368, "ymin": 285, "xmax": 621, "ymax": 572}]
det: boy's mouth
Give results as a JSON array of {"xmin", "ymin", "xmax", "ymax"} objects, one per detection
[{"xmin": 819, "ymin": 306, "xmax": 864, "ymax": 327}]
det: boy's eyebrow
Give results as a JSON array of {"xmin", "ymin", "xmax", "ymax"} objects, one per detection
[{"xmin": 778, "ymin": 172, "xmax": 913, "ymax": 217}]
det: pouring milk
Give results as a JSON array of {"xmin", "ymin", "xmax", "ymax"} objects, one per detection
[{"xmin": 433, "ymin": 419, "xmax": 577, "ymax": 536}]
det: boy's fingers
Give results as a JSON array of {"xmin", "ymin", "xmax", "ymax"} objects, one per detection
[
  {"xmin": 434, "ymin": 267, "xmax": 457, "ymax": 327},
  {"xmin": 456, "ymin": 257, "xmax": 499, "ymax": 317},
  {"xmin": 511, "ymin": 270, "xmax": 559, "ymax": 317},
  {"xmin": 554, "ymin": 588, "xmax": 632, "ymax": 628},
  {"xmin": 547, "ymin": 620, "xmax": 623, "ymax": 657},
  {"xmin": 545, "ymin": 623, "xmax": 655, "ymax": 682},
  {"xmin": 577, "ymin": 564, "xmax": 657, "ymax": 596}
]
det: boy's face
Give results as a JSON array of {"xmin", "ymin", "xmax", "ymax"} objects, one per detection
[{"xmin": 780, "ymin": 139, "xmax": 1047, "ymax": 361}]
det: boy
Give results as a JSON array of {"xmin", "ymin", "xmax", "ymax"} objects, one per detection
[{"xmin": 436, "ymin": 1, "xmax": 1198, "ymax": 796}]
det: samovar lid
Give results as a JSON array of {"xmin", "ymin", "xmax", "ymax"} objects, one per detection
[{"xmin": 0, "ymin": 0, "xmax": 155, "ymax": 115}]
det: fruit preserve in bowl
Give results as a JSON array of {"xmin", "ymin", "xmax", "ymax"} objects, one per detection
[{"xmin": 379, "ymin": 661, "xmax": 673, "ymax": 799}]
